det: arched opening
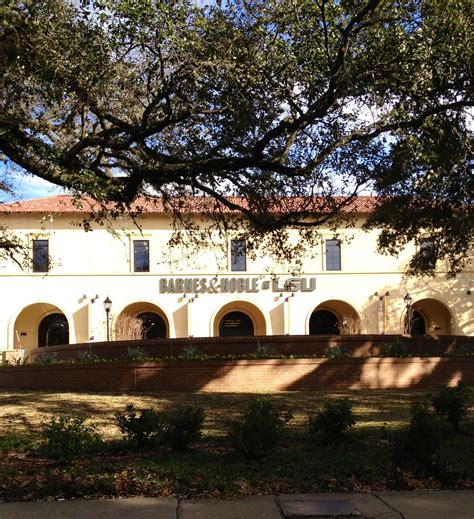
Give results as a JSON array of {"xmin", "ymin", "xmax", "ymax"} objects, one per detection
[
  {"xmin": 407, "ymin": 298, "xmax": 453, "ymax": 336},
  {"xmin": 309, "ymin": 310, "xmax": 339, "ymax": 335},
  {"xmin": 137, "ymin": 312, "xmax": 167, "ymax": 339},
  {"xmin": 212, "ymin": 301, "xmax": 267, "ymax": 336},
  {"xmin": 38, "ymin": 313, "xmax": 69, "ymax": 347},
  {"xmin": 115, "ymin": 302, "xmax": 170, "ymax": 340},
  {"xmin": 219, "ymin": 311, "xmax": 254, "ymax": 337},
  {"xmin": 13, "ymin": 303, "xmax": 70, "ymax": 353},
  {"xmin": 308, "ymin": 300, "xmax": 360, "ymax": 335}
]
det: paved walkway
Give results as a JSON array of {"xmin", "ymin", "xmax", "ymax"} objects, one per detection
[{"xmin": 0, "ymin": 491, "xmax": 473, "ymax": 518}]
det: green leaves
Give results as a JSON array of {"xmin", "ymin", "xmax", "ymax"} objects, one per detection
[{"xmin": 1, "ymin": 0, "xmax": 472, "ymax": 274}]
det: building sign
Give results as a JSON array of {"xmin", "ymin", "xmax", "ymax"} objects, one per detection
[{"xmin": 159, "ymin": 276, "xmax": 316, "ymax": 294}]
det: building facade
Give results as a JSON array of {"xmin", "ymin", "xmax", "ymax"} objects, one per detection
[{"xmin": 1, "ymin": 195, "xmax": 472, "ymax": 356}]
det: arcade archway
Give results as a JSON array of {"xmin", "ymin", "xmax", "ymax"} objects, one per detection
[
  {"xmin": 13, "ymin": 303, "xmax": 70, "ymax": 352},
  {"xmin": 213, "ymin": 301, "xmax": 267, "ymax": 337},
  {"xmin": 116, "ymin": 302, "xmax": 169, "ymax": 339},
  {"xmin": 309, "ymin": 300, "xmax": 360, "ymax": 335},
  {"xmin": 408, "ymin": 298, "xmax": 453, "ymax": 335},
  {"xmin": 38, "ymin": 313, "xmax": 69, "ymax": 347},
  {"xmin": 219, "ymin": 311, "xmax": 254, "ymax": 337}
]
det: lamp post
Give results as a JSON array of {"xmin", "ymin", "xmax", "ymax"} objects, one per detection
[
  {"xmin": 103, "ymin": 297, "xmax": 112, "ymax": 341},
  {"xmin": 404, "ymin": 293, "xmax": 413, "ymax": 336}
]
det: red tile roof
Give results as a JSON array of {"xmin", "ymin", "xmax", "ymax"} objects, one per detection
[{"xmin": 0, "ymin": 194, "xmax": 379, "ymax": 215}]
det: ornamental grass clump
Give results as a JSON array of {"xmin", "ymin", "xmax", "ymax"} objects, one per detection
[
  {"xmin": 40, "ymin": 415, "xmax": 101, "ymax": 462},
  {"xmin": 309, "ymin": 398, "xmax": 356, "ymax": 443},
  {"xmin": 228, "ymin": 397, "xmax": 293, "ymax": 458}
]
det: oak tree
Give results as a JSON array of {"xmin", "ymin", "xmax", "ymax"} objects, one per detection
[{"xmin": 1, "ymin": 0, "xmax": 472, "ymax": 274}]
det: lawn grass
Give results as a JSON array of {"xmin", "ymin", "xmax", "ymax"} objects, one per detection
[{"xmin": 0, "ymin": 389, "xmax": 472, "ymax": 500}]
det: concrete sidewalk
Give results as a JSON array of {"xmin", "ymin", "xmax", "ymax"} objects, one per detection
[{"xmin": 0, "ymin": 491, "xmax": 473, "ymax": 518}]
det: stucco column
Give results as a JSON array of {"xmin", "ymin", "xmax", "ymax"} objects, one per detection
[{"xmin": 187, "ymin": 298, "xmax": 193, "ymax": 337}]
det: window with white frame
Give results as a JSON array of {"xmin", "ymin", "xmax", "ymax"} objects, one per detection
[
  {"xmin": 32, "ymin": 239, "xmax": 49, "ymax": 273},
  {"xmin": 325, "ymin": 239, "xmax": 341, "ymax": 271},
  {"xmin": 133, "ymin": 239, "xmax": 150, "ymax": 272},
  {"xmin": 419, "ymin": 239, "xmax": 437, "ymax": 270},
  {"xmin": 230, "ymin": 239, "xmax": 246, "ymax": 271}
]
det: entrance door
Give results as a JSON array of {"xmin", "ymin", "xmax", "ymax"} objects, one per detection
[
  {"xmin": 309, "ymin": 310, "xmax": 340, "ymax": 335},
  {"xmin": 219, "ymin": 311, "xmax": 254, "ymax": 337},
  {"xmin": 38, "ymin": 313, "xmax": 69, "ymax": 347},
  {"xmin": 137, "ymin": 312, "xmax": 167, "ymax": 339}
]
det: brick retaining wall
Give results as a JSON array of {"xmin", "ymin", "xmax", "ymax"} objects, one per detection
[
  {"xmin": 28, "ymin": 334, "xmax": 474, "ymax": 362},
  {"xmin": 1, "ymin": 357, "xmax": 472, "ymax": 392}
]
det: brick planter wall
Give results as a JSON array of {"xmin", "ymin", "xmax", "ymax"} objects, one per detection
[
  {"xmin": 28, "ymin": 334, "xmax": 474, "ymax": 362},
  {"xmin": 1, "ymin": 357, "xmax": 472, "ymax": 392}
]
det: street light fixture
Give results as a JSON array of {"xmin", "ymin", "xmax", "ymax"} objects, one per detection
[
  {"xmin": 404, "ymin": 293, "xmax": 413, "ymax": 335},
  {"xmin": 103, "ymin": 296, "xmax": 112, "ymax": 341}
]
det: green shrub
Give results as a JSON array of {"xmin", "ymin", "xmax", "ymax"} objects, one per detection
[
  {"xmin": 309, "ymin": 398, "xmax": 356, "ymax": 442},
  {"xmin": 432, "ymin": 380, "xmax": 470, "ymax": 430},
  {"xmin": 253, "ymin": 344, "xmax": 276, "ymax": 358},
  {"xmin": 40, "ymin": 416, "xmax": 101, "ymax": 461},
  {"xmin": 323, "ymin": 345, "xmax": 352, "ymax": 359},
  {"xmin": 115, "ymin": 403, "xmax": 164, "ymax": 445},
  {"xmin": 34, "ymin": 353, "xmax": 57, "ymax": 365},
  {"xmin": 76, "ymin": 349, "xmax": 100, "ymax": 362},
  {"xmin": 404, "ymin": 403, "xmax": 447, "ymax": 461},
  {"xmin": 162, "ymin": 405, "xmax": 205, "ymax": 450},
  {"xmin": 445, "ymin": 345, "xmax": 471, "ymax": 357},
  {"xmin": 0, "ymin": 433, "xmax": 34, "ymax": 453},
  {"xmin": 228, "ymin": 397, "xmax": 293, "ymax": 457},
  {"xmin": 182, "ymin": 346, "xmax": 199, "ymax": 357},
  {"xmin": 122, "ymin": 347, "xmax": 147, "ymax": 361},
  {"xmin": 381, "ymin": 339, "xmax": 408, "ymax": 357}
]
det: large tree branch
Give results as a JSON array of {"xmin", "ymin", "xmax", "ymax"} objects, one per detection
[{"xmin": 251, "ymin": 0, "xmax": 383, "ymax": 158}]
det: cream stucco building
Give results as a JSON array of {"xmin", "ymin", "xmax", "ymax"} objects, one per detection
[{"xmin": 0, "ymin": 195, "xmax": 472, "ymax": 356}]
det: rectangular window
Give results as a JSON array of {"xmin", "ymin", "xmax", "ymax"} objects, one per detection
[
  {"xmin": 325, "ymin": 239, "xmax": 341, "ymax": 271},
  {"xmin": 419, "ymin": 239, "xmax": 436, "ymax": 269},
  {"xmin": 230, "ymin": 239, "xmax": 246, "ymax": 271},
  {"xmin": 32, "ymin": 239, "xmax": 49, "ymax": 272},
  {"xmin": 133, "ymin": 240, "xmax": 150, "ymax": 272}
]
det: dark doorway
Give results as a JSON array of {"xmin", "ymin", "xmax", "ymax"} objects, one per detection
[
  {"xmin": 309, "ymin": 309, "xmax": 340, "ymax": 335},
  {"xmin": 138, "ymin": 312, "xmax": 167, "ymax": 339},
  {"xmin": 219, "ymin": 311, "xmax": 254, "ymax": 337},
  {"xmin": 411, "ymin": 309, "xmax": 426, "ymax": 336},
  {"xmin": 38, "ymin": 313, "xmax": 69, "ymax": 347}
]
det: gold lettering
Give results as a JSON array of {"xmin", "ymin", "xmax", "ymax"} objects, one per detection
[{"xmin": 159, "ymin": 279, "xmax": 168, "ymax": 293}]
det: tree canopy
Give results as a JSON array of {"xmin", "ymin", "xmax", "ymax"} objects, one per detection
[{"xmin": 0, "ymin": 0, "xmax": 472, "ymax": 275}]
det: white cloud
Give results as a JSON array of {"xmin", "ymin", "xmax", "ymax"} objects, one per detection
[{"xmin": 1, "ymin": 168, "xmax": 67, "ymax": 202}]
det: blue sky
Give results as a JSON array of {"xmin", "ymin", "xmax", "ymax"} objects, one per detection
[{"xmin": 1, "ymin": 167, "xmax": 66, "ymax": 203}]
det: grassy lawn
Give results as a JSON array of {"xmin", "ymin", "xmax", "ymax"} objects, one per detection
[{"xmin": 0, "ymin": 389, "xmax": 473, "ymax": 500}]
